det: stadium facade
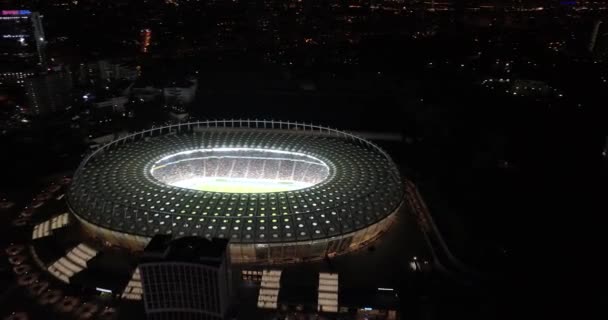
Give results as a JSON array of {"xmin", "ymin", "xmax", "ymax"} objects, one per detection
[{"xmin": 68, "ymin": 120, "xmax": 404, "ymax": 264}]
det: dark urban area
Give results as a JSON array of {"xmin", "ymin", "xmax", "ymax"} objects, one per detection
[{"xmin": 0, "ymin": 0, "xmax": 606, "ymax": 319}]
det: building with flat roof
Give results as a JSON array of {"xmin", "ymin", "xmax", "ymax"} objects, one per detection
[{"xmin": 139, "ymin": 235, "xmax": 232, "ymax": 320}]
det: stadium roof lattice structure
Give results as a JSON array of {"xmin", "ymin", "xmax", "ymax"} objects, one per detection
[{"xmin": 68, "ymin": 120, "xmax": 403, "ymax": 247}]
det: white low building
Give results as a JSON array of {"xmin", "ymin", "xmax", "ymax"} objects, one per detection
[
  {"xmin": 163, "ymin": 78, "xmax": 198, "ymax": 105},
  {"xmin": 93, "ymin": 96, "xmax": 128, "ymax": 112}
]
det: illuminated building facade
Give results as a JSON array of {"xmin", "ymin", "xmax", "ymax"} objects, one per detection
[
  {"xmin": 0, "ymin": 10, "xmax": 46, "ymax": 79},
  {"xmin": 140, "ymin": 29, "xmax": 152, "ymax": 53}
]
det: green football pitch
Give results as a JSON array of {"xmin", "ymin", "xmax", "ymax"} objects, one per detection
[{"xmin": 172, "ymin": 177, "xmax": 311, "ymax": 193}]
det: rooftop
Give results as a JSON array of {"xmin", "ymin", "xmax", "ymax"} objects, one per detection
[
  {"xmin": 68, "ymin": 121, "xmax": 403, "ymax": 244},
  {"xmin": 142, "ymin": 235, "xmax": 229, "ymax": 266}
]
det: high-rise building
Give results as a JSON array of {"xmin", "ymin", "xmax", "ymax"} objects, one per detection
[
  {"xmin": 589, "ymin": 20, "xmax": 608, "ymax": 59},
  {"xmin": 139, "ymin": 235, "xmax": 232, "ymax": 320},
  {"xmin": 77, "ymin": 60, "xmax": 139, "ymax": 85},
  {"xmin": 0, "ymin": 9, "xmax": 47, "ymax": 81},
  {"xmin": 140, "ymin": 28, "xmax": 152, "ymax": 53},
  {"xmin": 24, "ymin": 70, "xmax": 73, "ymax": 116}
]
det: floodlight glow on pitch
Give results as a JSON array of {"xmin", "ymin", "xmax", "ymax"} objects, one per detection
[
  {"xmin": 171, "ymin": 177, "xmax": 314, "ymax": 193},
  {"xmin": 150, "ymin": 148, "xmax": 331, "ymax": 193}
]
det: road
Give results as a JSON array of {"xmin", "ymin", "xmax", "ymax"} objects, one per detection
[{"xmin": 403, "ymin": 179, "xmax": 476, "ymax": 282}]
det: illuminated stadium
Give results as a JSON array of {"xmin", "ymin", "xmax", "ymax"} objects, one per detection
[{"xmin": 67, "ymin": 120, "xmax": 404, "ymax": 264}]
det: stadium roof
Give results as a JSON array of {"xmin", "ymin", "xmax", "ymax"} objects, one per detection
[{"xmin": 68, "ymin": 121, "xmax": 403, "ymax": 244}]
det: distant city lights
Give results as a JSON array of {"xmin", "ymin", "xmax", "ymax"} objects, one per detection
[
  {"xmin": 3, "ymin": 34, "xmax": 28, "ymax": 38},
  {"xmin": 1, "ymin": 10, "xmax": 31, "ymax": 16},
  {"xmin": 140, "ymin": 29, "xmax": 152, "ymax": 53}
]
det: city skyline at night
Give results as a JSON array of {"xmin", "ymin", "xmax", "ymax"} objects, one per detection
[{"xmin": 0, "ymin": 0, "xmax": 605, "ymax": 319}]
